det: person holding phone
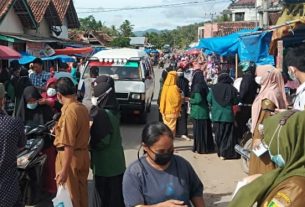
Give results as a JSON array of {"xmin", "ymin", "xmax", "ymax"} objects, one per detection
[{"xmin": 123, "ymin": 122, "xmax": 205, "ymax": 207}]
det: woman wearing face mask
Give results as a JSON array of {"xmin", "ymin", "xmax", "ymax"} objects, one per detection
[
  {"xmin": 15, "ymin": 86, "xmax": 57, "ymax": 196},
  {"xmin": 90, "ymin": 76, "xmax": 126, "ymax": 207},
  {"xmin": 229, "ymin": 109, "xmax": 305, "ymax": 207},
  {"xmin": 40, "ymin": 78, "xmax": 61, "ymax": 112},
  {"xmin": 123, "ymin": 122, "xmax": 205, "ymax": 207},
  {"xmin": 249, "ymin": 68, "xmax": 288, "ymax": 175}
]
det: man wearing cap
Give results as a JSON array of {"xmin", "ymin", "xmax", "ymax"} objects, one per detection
[
  {"xmin": 0, "ymin": 83, "xmax": 26, "ymax": 207},
  {"xmin": 235, "ymin": 61, "xmax": 258, "ymax": 141}
]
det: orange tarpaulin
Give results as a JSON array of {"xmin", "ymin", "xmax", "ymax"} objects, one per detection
[{"xmin": 54, "ymin": 47, "xmax": 93, "ymax": 55}]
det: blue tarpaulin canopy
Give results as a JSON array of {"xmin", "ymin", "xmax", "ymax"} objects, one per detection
[
  {"xmin": 197, "ymin": 28, "xmax": 275, "ymax": 65},
  {"xmin": 197, "ymin": 29, "xmax": 256, "ymax": 56},
  {"xmin": 42, "ymin": 55, "xmax": 75, "ymax": 63},
  {"xmin": 19, "ymin": 52, "xmax": 36, "ymax": 65},
  {"xmin": 19, "ymin": 53, "xmax": 76, "ymax": 64}
]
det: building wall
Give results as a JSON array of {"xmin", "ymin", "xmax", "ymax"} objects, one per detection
[
  {"xmin": 198, "ymin": 26, "xmax": 205, "ymax": 39},
  {"xmin": 53, "ymin": 17, "xmax": 69, "ymax": 39},
  {"xmin": 203, "ymin": 23, "xmax": 219, "ymax": 38},
  {"xmin": 26, "ymin": 18, "xmax": 50, "ymax": 37},
  {"xmin": 231, "ymin": 8, "xmax": 258, "ymax": 22},
  {"xmin": 0, "ymin": 9, "xmax": 24, "ymax": 34}
]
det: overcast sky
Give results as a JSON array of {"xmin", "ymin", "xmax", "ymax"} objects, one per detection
[{"xmin": 74, "ymin": 0, "xmax": 231, "ymax": 31}]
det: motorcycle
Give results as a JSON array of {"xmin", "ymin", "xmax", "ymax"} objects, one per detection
[
  {"xmin": 235, "ymin": 119, "xmax": 252, "ymax": 174},
  {"xmin": 17, "ymin": 113, "xmax": 60, "ymax": 205}
]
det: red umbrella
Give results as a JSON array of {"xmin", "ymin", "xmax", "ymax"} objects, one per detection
[{"xmin": 0, "ymin": 45, "xmax": 21, "ymax": 59}]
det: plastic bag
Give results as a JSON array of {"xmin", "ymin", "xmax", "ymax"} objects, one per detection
[
  {"xmin": 88, "ymin": 180, "xmax": 102, "ymax": 207},
  {"xmin": 52, "ymin": 185, "xmax": 73, "ymax": 207}
]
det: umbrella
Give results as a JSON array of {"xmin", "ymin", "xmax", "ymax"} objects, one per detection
[
  {"xmin": 55, "ymin": 47, "xmax": 93, "ymax": 55},
  {"xmin": 0, "ymin": 45, "xmax": 21, "ymax": 59}
]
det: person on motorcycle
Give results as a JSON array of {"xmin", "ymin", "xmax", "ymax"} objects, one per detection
[
  {"xmin": 230, "ymin": 109, "xmax": 305, "ymax": 207},
  {"xmin": 0, "ymin": 83, "xmax": 26, "ymax": 207},
  {"xmin": 123, "ymin": 122, "xmax": 205, "ymax": 207},
  {"xmin": 15, "ymin": 86, "xmax": 57, "ymax": 196},
  {"xmin": 235, "ymin": 61, "xmax": 259, "ymax": 142}
]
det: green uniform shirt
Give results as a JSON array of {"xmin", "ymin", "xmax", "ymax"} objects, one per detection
[
  {"xmin": 207, "ymin": 90, "xmax": 237, "ymax": 123},
  {"xmin": 190, "ymin": 92, "xmax": 209, "ymax": 120},
  {"xmin": 91, "ymin": 109, "xmax": 126, "ymax": 177}
]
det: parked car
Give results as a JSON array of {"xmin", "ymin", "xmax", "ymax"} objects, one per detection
[{"xmin": 78, "ymin": 48, "xmax": 155, "ymax": 123}]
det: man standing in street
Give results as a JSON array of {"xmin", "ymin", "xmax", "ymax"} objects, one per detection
[
  {"xmin": 54, "ymin": 77, "xmax": 90, "ymax": 207},
  {"xmin": 285, "ymin": 45, "xmax": 305, "ymax": 110},
  {"xmin": 0, "ymin": 83, "xmax": 26, "ymax": 207},
  {"xmin": 29, "ymin": 58, "xmax": 51, "ymax": 89}
]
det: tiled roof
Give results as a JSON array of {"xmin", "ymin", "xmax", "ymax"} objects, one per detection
[
  {"xmin": 0, "ymin": 0, "xmax": 14, "ymax": 20},
  {"xmin": 52, "ymin": 0, "xmax": 79, "ymax": 28},
  {"xmin": 0, "ymin": 0, "xmax": 37, "ymax": 29},
  {"xmin": 28, "ymin": 0, "xmax": 50, "ymax": 23},
  {"xmin": 28, "ymin": 0, "xmax": 61, "ymax": 25},
  {"xmin": 233, "ymin": 0, "xmax": 256, "ymax": 5}
]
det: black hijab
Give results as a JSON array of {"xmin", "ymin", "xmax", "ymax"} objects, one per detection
[
  {"xmin": 15, "ymin": 69, "xmax": 32, "ymax": 99},
  {"xmin": 90, "ymin": 76, "xmax": 118, "ymax": 149},
  {"xmin": 177, "ymin": 73, "xmax": 190, "ymax": 98},
  {"xmin": 191, "ymin": 70, "xmax": 209, "ymax": 102},
  {"xmin": 211, "ymin": 73, "xmax": 237, "ymax": 107},
  {"xmin": 16, "ymin": 86, "xmax": 53, "ymax": 126}
]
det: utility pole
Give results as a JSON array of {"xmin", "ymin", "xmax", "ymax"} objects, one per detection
[{"xmin": 262, "ymin": 0, "xmax": 269, "ymax": 28}]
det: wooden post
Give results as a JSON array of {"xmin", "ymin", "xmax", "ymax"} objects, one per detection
[
  {"xmin": 235, "ymin": 54, "xmax": 238, "ymax": 79},
  {"xmin": 277, "ymin": 40, "xmax": 284, "ymax": 71}
]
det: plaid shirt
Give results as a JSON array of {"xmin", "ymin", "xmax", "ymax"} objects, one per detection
[{"xmin": 29, "ymin": 71, "xmax": 51, "ymax": 87}]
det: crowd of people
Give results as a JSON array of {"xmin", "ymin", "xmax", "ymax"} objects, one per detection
[{"xmin": 1, "ymin": 44, "xmax": 305, "ymax": 207}]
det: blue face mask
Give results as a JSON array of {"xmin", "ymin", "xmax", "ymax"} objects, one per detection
[
  {"xmin": 27, "ymin": 102, "xmax": 38, "ymax": 110},
  {"xmin": 268, "ymin": 126, "xmax": 286, "ymax": 168}
]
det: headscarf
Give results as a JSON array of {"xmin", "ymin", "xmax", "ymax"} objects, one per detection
[
  {"xmin": 177, "ymin": 69, "xmax": 190, "ymax": 98},
  {"xmin": 15, "ymin": 86, "xmax": 53, "ymax": 125},
  {"xmin": 191, "ymin": 70, "xmax": 208, "ymax": 103},
  {"xmin": 90, "ymin": 76, "xmax": 118, "ymax": 148},
  {"xmin": 159, "ymin": 71, "xmax": 181, "ymax": 116},
  {"xmin": 229, "ymin": 110, "xmax": 305, "ymax": 206},
  {"xmin": 251, "ymin": 68, "xmax": 288, "ymax": 132},
  {"xmin": 211, "ymin": 73, "xmax": 237, "ymax": 107}
]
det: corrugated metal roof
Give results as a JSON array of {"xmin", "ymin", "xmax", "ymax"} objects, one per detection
[{"xmin": 130, "ymin": 37, "xmax": 146, "ymax": 45}]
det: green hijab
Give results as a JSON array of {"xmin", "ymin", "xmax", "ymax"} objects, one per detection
[{"xmin": 229, "ymin": 110, "xmax": 305, "ymax": 207}]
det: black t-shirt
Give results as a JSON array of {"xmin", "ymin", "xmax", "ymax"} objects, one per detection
[{"xmin": 123, "ymin": 155, "xmax": 203, "ymax": 207}]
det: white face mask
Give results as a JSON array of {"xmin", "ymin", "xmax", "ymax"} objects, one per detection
[
  {"xmin": 47, "ymin": 88, "xmax": 57, "ymax": 97},
  {"xmin": 288, "ymin": 67, "xmax": 297, "ymax": 81},
  {"xmin": 91, "ymin": 97, "xmax": 98, "ymax": 106}
]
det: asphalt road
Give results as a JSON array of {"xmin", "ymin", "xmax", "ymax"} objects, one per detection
[{"xmin": 28, "ymin": 66, "xmax": 246, "ymax": 207}]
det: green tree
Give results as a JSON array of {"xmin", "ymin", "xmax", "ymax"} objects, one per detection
[
  {"xmin": 110, "ymin": 37, "xmax": 130, "ymax": 47},
  {"xmin": 119, "ymin": 20, "xmax": 134, "ymax": 37},
  {"xmin": 79, "ymin": 15, "xmax": 104, "ymax": 31}
]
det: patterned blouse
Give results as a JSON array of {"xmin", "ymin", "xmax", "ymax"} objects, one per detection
[{"xmin": 0, "ymin": 111, "xmax": 26, "ymax": 206}]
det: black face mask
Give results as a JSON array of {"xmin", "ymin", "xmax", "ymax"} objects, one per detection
[{"xmin": 149, "ymin": 148, "xmax": 174, "ymax": 166}]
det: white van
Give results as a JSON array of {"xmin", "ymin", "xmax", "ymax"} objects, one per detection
[{"xmin": 78, "ymin": 48, "xmax": 155, "ymax": 123}]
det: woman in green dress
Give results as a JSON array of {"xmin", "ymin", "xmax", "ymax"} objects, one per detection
[
  {"xmin": 90, "ymin": 75, "xmax": 126, "ymax": 207},
  {"xmin": 208, "ymin": 73, "xmax": 239, "ymax": 159},
  {"xmin": 190, "ymin": 69, "xmax": 214, "ymax": 154}
]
